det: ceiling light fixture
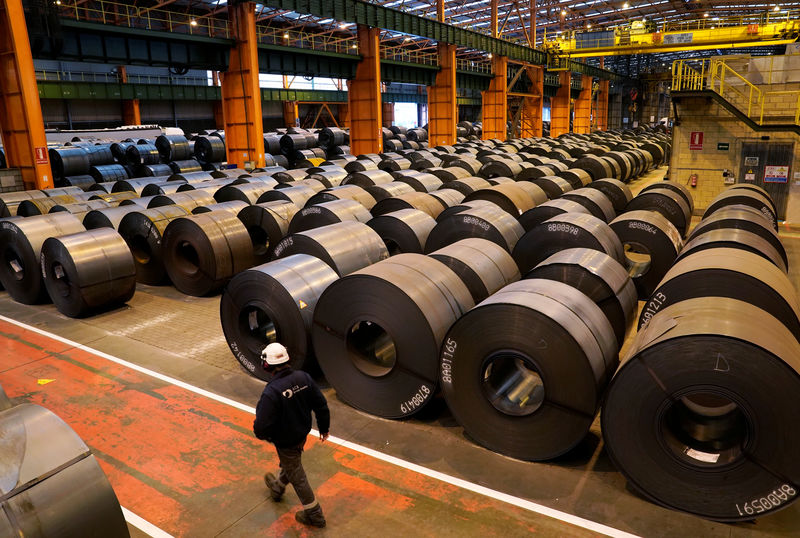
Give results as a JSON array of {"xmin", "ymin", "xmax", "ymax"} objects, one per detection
[
  {"xmin": 703, "ymin": 12, "xmax": 709, "ymax": 17},
  {"xmin": 488, "ymin": 53, "xmax": 493, "ymax": 58},
  {"xmin": 774, "ymin": 4, "xmax": 781, "ymax": 10},
  {"xmin": 561, "ymin": 9, "xmax": 567, "ymax": 15},
  {"xmin": 190, "ymin": 19, "xmax": 198, "ymax": 26},
  {"xmin": 623, "ymin": 1, "xmax": 630, "ymax": 8},
  {"xmin": 283, "ymin": 32, "xmax": 290, "ymax": 38}
]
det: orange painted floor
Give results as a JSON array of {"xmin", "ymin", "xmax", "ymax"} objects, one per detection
[{"xmin": 0, "ymin": 319, "xmax": 595, "ymax": 537}]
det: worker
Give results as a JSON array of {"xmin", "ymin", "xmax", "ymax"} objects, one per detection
[{"xmin": 253, "ymin": 343, "xmax": 330, "ymax": 528}]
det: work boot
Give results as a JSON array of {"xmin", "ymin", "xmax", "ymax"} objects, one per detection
[
  {"xmin": 295, "ymin": 504, "xmax": 326, "ymax": 528},
  {"xmin": 264, "ymin": 473, "xmax": 285, "ymax": 502}
]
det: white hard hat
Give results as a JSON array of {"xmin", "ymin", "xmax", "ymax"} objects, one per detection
[{"xmin": 262, "ymin": 343, "xmax": 290, "ymax": 366}]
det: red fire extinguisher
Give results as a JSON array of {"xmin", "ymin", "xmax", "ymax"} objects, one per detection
[{"xmin": 689, "ymin": 174, "xmax": 698, "ymax": 188}]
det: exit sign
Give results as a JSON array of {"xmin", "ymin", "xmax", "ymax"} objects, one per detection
[
  {"xmin": 689, "ymin": 131, "xmax": 703, "ymax": 150},
  {"xmin": 717, "ymin": 142, "xmax": 730, "ymax": 151}
]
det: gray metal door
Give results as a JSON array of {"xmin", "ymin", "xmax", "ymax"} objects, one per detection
[{"xmin": 739, "ymin": 142, "xmax": 792, "ymax": 220}]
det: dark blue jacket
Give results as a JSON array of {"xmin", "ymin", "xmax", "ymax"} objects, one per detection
[{"xmin": 253, "ymin": 368, "xmax": 330, "ymax": 448}]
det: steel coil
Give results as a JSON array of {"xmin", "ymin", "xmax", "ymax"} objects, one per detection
[
  {"xmin": 366, "ymin": 209, "xmax": 436, "ymax": 255},
  {"xmin": 194, "ymin": 136, "xmax": 226, "ymax": 163},
  {"xmin": 138, "ymin": 164, "xmax": 174, "ymax": 177},
  {"xmin": 192, "ymin": 200, "xmax": 249, "ymax": 216},
  {"xmin": 148, "ymin": 190, "xmax": 216, "ymax": 212},
  {"xmin": 557, "ymin": 168, "xmax": 593, "ymax": 190},
  {"xmin": 257, "ymin": 185, "xmax": 314, "ymax": 207},
  {"xmin": 89, "ymin": 164, "xmax": 129, "ymax": 183},
  {"xmin": 602, "ymin": 297, "xmax": 800, "ymax": 521},
  {"xmin": 561, "ymin": 187, "xmax": 616, "ymax": 222},
  {"xmin": 41, "ymin": 228, "xmax": 136, "ymax": 317},
  {"xmin": 210, "ymin": 182, "xmax": 272, "ymax": 205},
  {"xmin": 392, "ymin": 172, "xmax": 443, "ymax": 193},
  {"xmin": 440, "ymin": 279, "xmax": 617, "ymax": 460},
  {"xmin": 527, "ymin": 248, "xmax": 636, "ymax": 348},
  {"xmin": 17, "ymin": 195, "xmax": 81, "ymax": 217},
  {"xmin": 125, "ymin": 143, "xmax": 160, "ymax": 165},
  {"xmin": 363, "ymin": 181, "xmax": 416, "ymax": 202},
  {"xmin": 425, "ymin": 202, "xmax": 524, "ymax": 253},
  {"xmin": 641, "ymin": 180, "xmax": 695, "ymax": 215},
  {"xmin": 313, "ymin": 253, "xmax": 474, "ymax": 418},
  {"xmin": 728, "ymin": 184, "xmax": 778, "ymax": 215},
  {"xmin": 527, "ymin": 176, "xmax": 573, "ymax": 199},
  {"xmin": 156, "ymin": 134, "xmax": 192, "ymax": 162},
  {"xmin": 677, "ymin": 228, "xmax": 787, "ymax": 273},
  {"xmin": 287, "ymin": 199, "xmax": 372, "ymax": 234},
  {"xmin": 237, "ymin": 201, "xmax": 298, "ymax": 265},
  {"xmin": 428, "ymin": 237, "xmax": 520, "ymax": 303},
  {"xmin": 118, "ymin": 206, "xmax": 190, "ymax": 284},
  {"xmin": 464, "ymin": 183, "xmax": 547, "ymax": 217},
  {"xmin": 626, "ymin": 187, "xmax": 692, "ymax": 237},
  {"xmin": 84, "ymin": 205, "xmax": 141, "ymax": 230},
  {"xmin": 0, "ymin": 191, "xmax": 48, "ymax": 217},
  {"xmin": 273, "ymin": 221, "xmax": 388, "ymax": 276},
  {"xmin": 306, "ymin": 170, "xmax": 347, "ymax": 188},
  {"xmin": 110, "ymin": 141, "xmax": 134, "ymax": 164},
  {"xmin": 429, "ymin": 166, "xmax": 472, "ymax": 183},
  {"xmin": 221, "ymin": 254, "xmax": 339, "ymax": 379},
  {"xmin": 704, "ymin": 189, "xmax": 778, "ymax": 231},
  {"xmin": 610, "ymin": 209, "xmax": 683, "ymax": 299},
  {"xmin": 371, "ymin": 192, "xmax": 447, "ymax": 219},
  {"xmin": 304, "ymin": 185, "xmax": 376, "ymax": 211},
  {"xmin": 59, "ymin": 175, "xmax": 96, "ymax": 191},
  {"xmin": 589, "ymin": 178, "xmax": 633, "ymax": 213},
  {"xmin": 429, "ymin": 188, "xmax": 465, "ymax": 210},
  {"xmin": 518, "ymin": 198, "xmax": 591, "ymax": 232},
  {"xmin": 0, "ymin": 212, "xmax": 86, "ymax": 303},
  {"xmin": 169, "ymin": 160, "xmax": 204, "ymax": 174},
  {"xmin": 49, "ymin": 147, "xmax": 90, "ymax": 177},
  {"xmin": 513, "ymin": 213, "xmax": 624, "ymax": 275}
]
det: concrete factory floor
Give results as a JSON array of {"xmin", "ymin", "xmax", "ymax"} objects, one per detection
[{"xmin": 2, "ymin": 166, "xmax": 800, "ymax": 537}]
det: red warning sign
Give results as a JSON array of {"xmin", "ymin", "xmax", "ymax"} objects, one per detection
[
  {"xmin": 689, "ymin": 131, "xmax": 703, "ymax": 150},
  {"xmin": 34, "ymin": 147, "xmax": 49, "ymax": 165}
]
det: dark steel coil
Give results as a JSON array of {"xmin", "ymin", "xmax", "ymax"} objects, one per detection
[
  {"xmin": 258, "ymin": 185, "xmax": 316, "ymax": 208},
  {"xmin": 371, "ymin": 192, "xmax": 447, "ymax": 219},
  {"xmin": 429, "ymin": 166, "xmax": 472, "ymax": 183},
  {"xmin": 641, "ymin": 180, "xmax": 695, "ymax": 215},
  {"xmin": 273, "ymin": 221, "xmax": 388, "ymax": 276},
  {"xmin": 425, "ymin": 202, "xmax": 524, "ymax": 254},
  {"xmin": 118, "ymin": 205, "xmax": 190, "ymax": 284},
  {"xmin": 192, "ymin": 200, "xmax": 249, "ymax": 216},
  {"xmin": 213, "ymin": 182, "xmax": 274, "ymax": 205},
  {"xmin": 304, "ymin": 185, "xmax": 377, "ymax": 210},
  {"xmin": 161, "ymin": 211, "xmax": 254, "ymax": 296},
  {"xmin": 366, "ymin": 209, "xmax": 436, "ymax": 255},
  {"xmin": 429, "ymin": 188, "xmax": 465, "ymax": 210},
  {"xmin": 110, "ymin": 141, "xmax": 134, "ymax": 164},
  {"xmin": 363, "ymin": 182, "xmax": 416, "ymax": 202},
  {"xmin": 602, "ymin": 297, "xmax": 800, "ymax": 521},
  {"xmin": 557, "ymin": 168, "xmax": 592, "ymax": 190},
  {"xmin": 89, "ymin": 164, "xmax": 129, "ymax": 183},
  {"xmin": 589, "ymin": 178, "xmax": 633, "ymax": 213},
  {"xmin": 84, "ymin": 205, "xmax": 141, "ymax": 230},
  {"xmin": 527, "ymin": 248, "xmax": 636, "ymax": 348},
  {"xmin": 237, "ymin": 201, "xmax": 298, "ymax": 264},
  {"xmin": 677, "ymin": 228, "xmax": 787, "ymax": 273},
  {"xmin": 464, "ymin": 183, "xmax": 547, "ymax": 217},
  {"xmin": 440, "ymin": 278, "xmax": 617, "ymax": 460},
  {"xmin": 428, "ymin": 237, "xmax": 520, "ymax": 303},
  {"xmin": 703, "ymin": 188, "xmax": 778, "ymax": 231},
  {"xmin": 518, "ymin": 198, "xmax": 591, "ymax": 232},
  {"xmin": 194, "ymin": 136, "xmax": 226, "ymax": 163},
  {"xmin": 156, "ymin": 134, "xmax": 192, "ymax": 162},
  {"xmin": 0, "ymin": 191, "xmax": 48, "ymax": 217},
  {"xmin": 125, "ymin": 143, "xmax": 160, "ymax": 165},
  {"xmin": 169, "ymin": 159, "xmax": 204, "ymax": 174},
  {"xmin": 41, "ymin": 228, "xmax": 136, "ymax": 317},
  {"xmin": 148, "ymin": 190, "xmax": 216, "ymax": 212},
  {"xmin": 561, "ymin": 187, "xmax": 616, "ymax": 222},
  {"xmin": 0, "ymin": 212, "xmax": 85, "ymax": 303},
  {"xmin": 626, "ymin": 187, "xmax": 692, "ymax": 237},
  {"xmin": 287, "ymin": 198, "xmax": 372, "ymax": 234},
  {"xmin": 272, "ymin": 169, "xmax": 308, "ymax": 183},
  {"xmin": 138, "ymin": 164, "xmax": 174, "ymax": 177},
  {"xmin": 49, "ymin": 147, "xmax": 90, "ymax": 177},
  {"xmin": 526, "ymin": 176, "xmax": 572, "ymax": 199},
  {"xmin": 220, "ymin": 254, "xmax": 339, "ymax": 379},
  {"xmin": 513, "ymin": 213, "xmax": 624, "ymax": 275},
  {"xmin": 313, "ymin": 253, "xmax": 474, "ymax": 418}
]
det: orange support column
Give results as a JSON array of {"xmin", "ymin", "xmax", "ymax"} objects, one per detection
[
  {"xmin": 427, "ymin": 43, "xmax": 457, "ymax": 146},
  {"xmin": 221, "ymin": 1, "xmax": 265, "ymax": 168},
  {"xmin": 118, "ymin": 66, "xmax": 141, "ymax": 126},
  {"xmin": 0, "ymin": 0, "xmax": 53, "ymax": 189},
  {"xmin": 283, "ymin": 101, "xmax": 299, "ymax": 128},
  {"xmin": 573, "ymin": 74, "xmax": 592, "ymax": 134},
  {"xmin": 550, "ymin": 71, "xmax": 571, "ymax": 137},
  {"xmin": 338, "ymin": 103, "xmax": 350, "ymax": 129},
  {"xmin": 213, "ymin": 101, "xmax": 225, "ymax": 131},
  {"xmin": 482, "ymin": 55, "xmax": 508, "ymax": 140},
  {"xmin": 382, "ymin": 102, "xmax": 394, "ymax": 128},
  {"xmin": 596, "ymin": 80, "xmax": 609, "ymax": 131},
  {"xmin": 520, "ymin": 66, "xmax": 543, "ymax": 138},
  {"xmin": 348, "ymin": 25, "xmax": 382, "ymax": 155}
]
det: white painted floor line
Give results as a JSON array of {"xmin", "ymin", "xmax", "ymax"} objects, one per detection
[
  {"xmin": 1, "ymin": 315, "xmax": 641, "ymax": 538},
  {"xmin": 121, "ymin": 507, "xmax": 174, "ymax": 538}
]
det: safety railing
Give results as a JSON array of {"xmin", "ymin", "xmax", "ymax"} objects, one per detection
[
  {"xmin": 256, "ymin": 26, "xmax": 360, "ymax": 55},
  {"xmin": 380, "ymin": 45, "xmax": 438, "ymax": 65},
  {"xmin": 456, "ymin": 58, "xmax": 492, "ymax": 74},
  {"xmin": 671, "ymin": 58, "xmax": 708, "ymax": 92},
  {"xmin": 709, "ymin": 58, "xmax": 762, "ymax": 119},
  {"xmin": 663, "ymin": 10, "xmax": 799, "ymax": 32},
  {"xmin": 35, "ymin": 69, "xmax": 211, "ymax": 86}
]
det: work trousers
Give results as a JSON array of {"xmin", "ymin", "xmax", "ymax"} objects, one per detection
[{"xmin": 276, "ymin": 441, "xmax": 317, "ymax": 508}]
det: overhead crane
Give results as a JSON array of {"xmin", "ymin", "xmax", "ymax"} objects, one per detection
[{"xmin": 545, "ymin": 11, "xmax": 800, "ymax": 61}]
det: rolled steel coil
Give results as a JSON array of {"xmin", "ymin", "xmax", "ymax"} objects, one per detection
[
  {"xmin": 192, "ymin": 200, "xmax": 249, "ymax": 216},
  {"xmin": 589, "ymin": 178, "xmax": 633, "ymax": 214},
  {"xmin": 464, "ymin": 183, "xmax": 546, "ymax": 217},
  {"xmin": 148, "ymin": 190, "xmax": 216, "ymax": 212},
  {"xmin": 562, "ymin": 187, "xmax": 616, "ymax": 222},
  {"xmin": 213, "ymin": 182, "xmax": 274, "ymax": 205},
  {"xmin": 518, "ymin": 198, "xmax": 591, "ymax": 232},
  {"xmin": 367, "ymin": 209, "xmax": 436, "ymax": 255},
  {"xmin": 392, "ymin": 172, "xmax": 443, "ymax": 193},
  {"xmin": 429, "ymin": 188, "xmax": 465, "ymax": 210},
  {"xmin": 728, "ymin": 184, "xmax": 777, "ymax": 215},
  {"xmin": 41, "ymin": 228, "xmax": 136, "ymax": 317},
  {"xmin": 110, "ymin": 141, "xmax": 134, "ymax": 164},
  {"xmin": 443, "ymin": 177, "xmax": 493, "ymax": 196},
  {"xmin": 84, "ymin": 205, "xmax": 141, "ymax": 230},
  {"xmin": 557, "ymin": 168, "xmax": 592, "ymax": 190},
  {"xmin": 527, "ymin": 176, "xmax": 572, "ymax": 199},
  {"xmin": 0, "ymin": 403, "xmax": 129, "ymax": 536},
  {"xmin": 371, "ymin": 192, "xmax": 446, "ymax": 219},
  {"xmin": 602, "ymin": 297, "xmax": 800, "ymax": 521},
  {"xmin": 156, "ymin": 134, "xmax": 192, "ymax": 162},
  {"xmin": 194, "ymin": 136, "xmax": 226, "ymax": 163},
  {"xmin": 429, "ymin": 166, "xmax": 472, "ymax": 183},
  {"xmin": 169, "ymin": 159, "xmax": 204, "ymax": 174},
  {"xmin": 0, "ymin": 191, "xmax": 48, "ymax": 217},
  {"xmin": 125, "ymin": 143, "xmax": 160, "ymax": 166},
  {"xmin": 513, "ymin": 213, "xmax": 624, "ymax": 275},
  {"xmin": 238, "ymin": 201, "xmax": 298, "ymax": 265},
  {"xmin": 273, "ymin": 221, "xmax": 388, "ymax": 276},
  {"xmin": 527, "ymin": 248, "xmax": 636, "ymax": 348},
  {"xmin": 688, "ymin": 207, "xmax": 787, "ymax": 269},
  {"xmin": 168, "ymin": 170, "xmax": 215, "ymax": 183},
  {"xmin": 220, "ymin": 254, "xmax": 339, "ymax": 379},
  {"xmin": 161, "ymin": 212, "xmax": 254, "ymax": 296},
  {"xmin": 704, "ymin": 188, "xmax": 778, "ymax": 231},
  {"xmin": 344, "ymin": 159, "xmax": 379, "ymax": 173},
  {"xmin": 49, "ymin": 200, "xmax": 112, "ymax": 220},
  {"xmin": 81, "ymin": 144, "xmax": 114, "ymax": 166},
  {"xmin": 49, "ymin": 147, "xmax": 90, "ymax": 178},
  {"xmin": 313, "ymin": 253, "xmax": 474, "ymax": 418},
  {"xmin": 677, "ymin": 228, "xmax": 787, "ymax": 273},
  {"xmin": 478, "ymin": 159, "xmax": 523, "ymax": 180},
  {"xmin": 56, "ymin": 175, "xmax": 95, "ymax": 193},
  {"xmin": 573, "ymin": 155, "xmax": 616, "ymax": 181},
  {"xmin": 136, "ymin": 164, "xmax": 173, "ymax": 178},
  {"xmin": 407, "ymin": 128, "xmax": 428, "ymax": 142},
  {"xmin": 89, "ymin": 164, "xmax": 128, "ymax": 183},
  {"xmin": 140, "ymin": 182, "xmax": 185, "ymax": 196},
  {"xmin": 17, "ymin": 195, "xmax": 83, "ymax": 217},
  {"xmin": 441, "ymin": 278, "xmax": 617, "ymax": 460},
  {"xmin": 626, "ymin": 187, "xmax": 692, "ymax": 237},
  {"xmin": 307, "ymin": 170, "xmax": 348, "ymax": 188},
  {"xmin": 318, "ymin": 127, "xmax": 347, "ymax": 149},
  {"xmin": 425, "ymin": 202, "xmax": 524, "ymax": 254},
  {"xmin": 119, "ymin": 196, "xmax": 157, "ymax": 208},
  {"xmin": 256, "ymin": 185, "xmax": 313, "ymax": 207},
  {"xmin": 343, "ymin": 170, "xmax": 395, "ymax": 187},
  {"xmin": 287, "ymin": 198, "xmax": 372, "ymax": 234},
  {"xmin": 271, "ymin": 169, "xmax": 308, "ymax": 184},
  {"xmin": 517, "ymin": 164, "xmax": 567, "ymax": 181},
  {"xmin": 280, "ymin": 133, "xmax": 310, "ymax": 155},
  {"xmin": 428, "ymin": 237, "xmax": 520, "ymax": 303},
  {"xmin": 610, "ymin": 209, "xmax": 683, "ymax": 299},
  {"xmin": 447, "ymin": 158, "xmax": 483, "ymax": 177},
  {"xmin": 363, "ymin": 181, "xmax": 416, "ymax": 202},
  {"xmin": 118, "ymin": 206, "xmax": 190, "ymax": 284},
  {"xmin": 603, "ymin": 152, "xmax": 636, "ymax": 181},
  {"xmin": 278, "ymin": 178, "xmax": 326, "ymax": 193},
  {"xmin": 0, "ymin": 212, "xmax": 85, "ymax": 303},
  {"xmin": 641, "ymin": 180, "xmax": 695, "ymax": 215},
  {"xmin": 305, "ymin": 185, "xmax": 376, "ymax": 211},
  {"xmin": 264, "ymin": 136, "xmax": 282, "ymax": 155},
  {"xmin": 378, "ymin": 157, "xmax": 412, "ymax": 173},
  {"xmin": 638, "ymin": 248, "xmax": 800, "ymax": 341},
  {"xmin": 113, "ymin": 178, "xmax": 170, "ymax": 195}
]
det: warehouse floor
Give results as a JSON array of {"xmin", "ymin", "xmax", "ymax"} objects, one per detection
[{"xmin": 2, "ymin": 166, "xmax": 799, "ymax": 537}]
